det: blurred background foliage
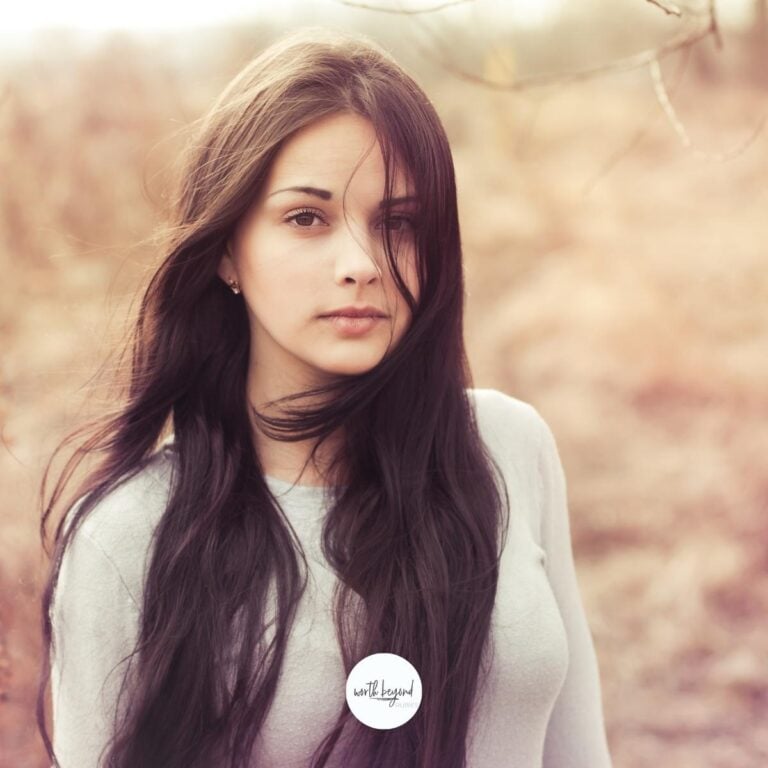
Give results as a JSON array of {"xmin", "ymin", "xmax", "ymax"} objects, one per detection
[{"xmin": 1, "ymin": 1, "xmax": 767, "ymax": 766}]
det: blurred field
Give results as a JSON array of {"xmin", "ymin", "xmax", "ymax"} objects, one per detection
[{"xmin": 1, "ymin": 7, "xmax": 767, "ymax": 768}]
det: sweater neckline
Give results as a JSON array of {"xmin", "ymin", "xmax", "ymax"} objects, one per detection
[
  {"xmin": 158, "ymin": 440, "xmax": 343, "ymax": 496},
  {"xmin": 264, "ymin": 474, "xmax": 341, "ymax": 495}
]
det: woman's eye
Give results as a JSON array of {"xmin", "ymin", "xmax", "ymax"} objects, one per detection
[
  {"xmin": 378, "ymin": 216, "xmax": 413, "ymax": 232},
  {"xmin": 285, "ymin": 209, "xmax": 327, "ymax": 228}
]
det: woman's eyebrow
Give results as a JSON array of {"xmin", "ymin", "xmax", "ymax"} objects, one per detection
[
  {"xmin": 267, "ymin": 185, "xmax": 418, "ymax": 208},
  {"xmin": 380, "ymin": 195, "xmax": 419, "ymax": 209},
  {"xmin": 268, "ymin": 185, "xmax": 332, "ymax": 200}
]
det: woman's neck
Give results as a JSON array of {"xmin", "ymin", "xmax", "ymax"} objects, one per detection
[
  {"xmin": 246, "ymin": 369, "xmax": 346, "ymax": 488},
  {"xmin": 249, "ymin": 411, "xmax": 345, "ymax": 488}
]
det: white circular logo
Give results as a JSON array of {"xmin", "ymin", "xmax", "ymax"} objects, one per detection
[{"xmin": 345, "ymin": 652, "xmax": 422, "ymax": 729}]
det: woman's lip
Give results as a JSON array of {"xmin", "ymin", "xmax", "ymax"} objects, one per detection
[
  {"xmin": 320, "ymin": 312, "xmax": 389, "ymax": 317},
  {"xmin": 321, "ymin": 315, "xmax": 386, "ymax": 335},
  {"xmin": 323, "ymin": 313, "xmax": 387, "ymax": 318}
]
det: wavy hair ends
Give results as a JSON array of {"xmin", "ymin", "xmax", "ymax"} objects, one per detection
[{"xmin": 37, "ymin": 26, "xmax": 511, "ymax": 768}]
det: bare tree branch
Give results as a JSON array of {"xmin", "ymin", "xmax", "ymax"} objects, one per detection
[
  {"xmin": 341, "ymin": 0, "xmax": 765, "ymax": 167},
  {"xmin": 409, "ymin": 11, "xmax": 716, "ymax": 91},
  {"xmin": 649, "ymin": 56, "xmax": 767, "ymax": 160},
  {"xmin": 338, "ymin": 0, "xmax": 472, "ymax": 14},
  {"xmin": 646, "ymin": 0, "xmax": 683, "ymax": 17},
  {"xmin": 581, "ymin": 44, "xmax": 693, "ymax": 196},
  {"xmin": 341, "ymin": 0, "xmax": 719, "ymax": 92},
  {"xmin": 708, "ymin": 0, "xmax": 723, "ymax": 49}
]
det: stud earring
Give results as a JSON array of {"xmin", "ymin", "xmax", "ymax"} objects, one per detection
[{"xmin": 227, "ymin": 278, "xmax": 241, "ymax": 295}]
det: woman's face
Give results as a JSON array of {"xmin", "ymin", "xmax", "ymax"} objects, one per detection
[{"xmin": 219, "ymin": 111, "xmax": 420, "ymax": 388}]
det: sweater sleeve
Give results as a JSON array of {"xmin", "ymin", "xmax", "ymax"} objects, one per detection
[
  {"xmin": 50, "ymin": 521, "xmax": 141, "ymax": 768},
  {"xmin": 535, "ymin": 412, "xmax": 613, "ymax": 768}
]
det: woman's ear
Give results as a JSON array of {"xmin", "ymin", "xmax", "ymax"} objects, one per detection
[{"xmin": 216, "ymin": 239, "xmax": 237, "ymax": 282}]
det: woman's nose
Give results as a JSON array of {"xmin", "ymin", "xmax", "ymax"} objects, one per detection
[{"xmin": 334, "ymin": 224, "xmax": 382, "ymax": 286}]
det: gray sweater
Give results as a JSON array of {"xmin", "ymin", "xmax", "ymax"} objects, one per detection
[{"xmin": 50, "ymin": 388, "xmax": 613, "ymax": 767}]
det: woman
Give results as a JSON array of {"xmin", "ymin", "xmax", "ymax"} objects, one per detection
[{"xmin": 38, "ymin": 26, "xmax": 613, "ymax": 768}]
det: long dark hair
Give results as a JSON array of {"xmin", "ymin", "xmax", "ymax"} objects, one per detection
[{"xmin": 37, "ymin": 26, "xmax": 511, "ymax": 768}]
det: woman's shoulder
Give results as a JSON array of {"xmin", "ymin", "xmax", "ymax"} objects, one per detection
[
  {"xmin": 74, "ymin": 447, "xmax": 174, "ymax": 534},
  {"xmin": 466, "ymin": 387, "xmax": 545, "ymax": 452},
  {"xmin": 62, "ymin": 448, "xmax": 176, "ymax": 594},
  {"xmin": 465, "ymin": 388, "xmax": 557, "ymax": 548},
  {"xmin": 465, "ymin": 387, "xmax": 552, "ymax": 497}
]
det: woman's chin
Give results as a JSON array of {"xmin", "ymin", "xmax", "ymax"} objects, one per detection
[{"xmin": 310, "ymin": 351, "xmax": 386, "ymax": 378}]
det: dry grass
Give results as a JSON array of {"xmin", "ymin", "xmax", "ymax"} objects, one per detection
[{"xmin": 1, "ymin": 21, "xmax": 766, "ymax": 768}]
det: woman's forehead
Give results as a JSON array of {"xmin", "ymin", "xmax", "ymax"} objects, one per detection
[{"xmin": 264, "ymin": 112, "xmax": 414, "ymax": 201}]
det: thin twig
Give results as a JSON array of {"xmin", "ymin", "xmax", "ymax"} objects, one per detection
[
  {"xmin": 650, "ymin": 56, "xmax": 694, "ymax": 148},
  {"xmin": 649, "ymin": 56, "xmax": 767, "ymax": 160},
  {"xmin": 646, "ymin": 0, "xmax": 683, "ymax": 17},
  {"xmin": 581, "ymin": 44, "xmax": 693, "ymax": 197},
  {"xmin": 337, "ymin": 0, "xmax": 472, "ymax": 14},
  {"xmin": 708, "ymin": 0, "xmax": 723, "ymax": 50}
]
